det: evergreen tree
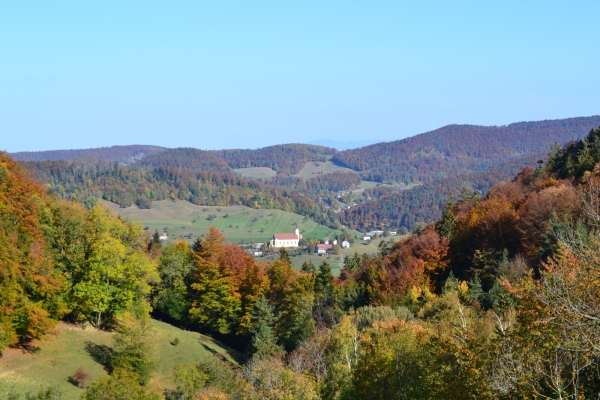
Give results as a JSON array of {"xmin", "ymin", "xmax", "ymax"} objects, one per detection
[
  {"xmin": 438, "ymin": 193, "xmax": 457, "ymax": 239},
  {"xmin": 111, "ymin": 305, "xmax": 158, "ymax": 385},
  {"xmin": 468, "ymin": 273, "xmax": 485, "ymax": 305},
  {"xmin": 315, "ymin": 261, "xmax": 334, "ymax": 296},
  {"xmin": 278, "ymin": 247, "xmax": 291, "ymax": 264},
  {"xmin": 301, "ymin": 260, "xmax": 316, "ymax": 274},
  {"xmin": 249, "ymin": 296, "xmax": 283, "ymax": 360}
]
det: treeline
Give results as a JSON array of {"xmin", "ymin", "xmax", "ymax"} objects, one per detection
[
  {"xmin": 10, "ymin": 144, "xmax": 167, "ymax": 164},
  {"xmin": 332, "ymin": 116, "xmax": 600, "ymax": 183},
  {"xmin": 23, "ymin": 159, "xmax": 337, "ymax": 228},
  {"xmin": 0, "ymin": 152, "xmax": 158, "ymax": 351},
  {"xmin": 213, "ymin": 144, "xmax": 337, "ymax": 175},
  {"xmin": 340, "ymin": 154, "xmax": 542, "ymax": 231},
  {"xmin": 135, "ymin": 147, "xmax": 232, "ymax": 173},
  {"xmin": 306, "ymin": 171, "xmax": 361, "ymax": 192}
]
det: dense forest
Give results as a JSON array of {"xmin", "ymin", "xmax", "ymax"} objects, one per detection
[
  {"xmin": 213, "ymin": 144, "xmax": 337, "ymax": 175},
  {"xmin": 135, "ymin": 147, "xmax": 233, "ymax": 173},
  {"xmin": 4, "ymin": 127, "xmax": 600, "ymax": 398},
  {"xmin": 22, "ymin": 159, "xmax": 337, "ymax": 228},
  {"xmin": 340, "ymin": 154, "xmax": 542, "ymax": 231},
  {"xmin": 332, "ymin": 116, "xmax": 600, "ymax": 183}
]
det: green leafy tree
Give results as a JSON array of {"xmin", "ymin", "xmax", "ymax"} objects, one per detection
[{"xmin": 82, "ymin": 370, "xmax": 163, "ymax": 400}]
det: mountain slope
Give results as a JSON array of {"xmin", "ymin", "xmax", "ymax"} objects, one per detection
[
  {"xmin": 135, "ymin": 147, "xmax": 232, "ymax": 173},
  {"xmin": 332, "ymin": 116, "xmax": 600, "ymax": 183},
  {"xmin": 339, "ymin": 153, "xmax": 543, "ymax": 231},
  {"xmin": 213, "ymin": 144, "xmax": 336, "ymax": 175}
]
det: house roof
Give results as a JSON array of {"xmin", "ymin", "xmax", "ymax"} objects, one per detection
[
  {"xmin": 273, "ymin": 233, "xmax": 298, "ymax": 240},
  {"xmin": 317, "ymin": 244, "xmax": 333, "ymax": 250}
]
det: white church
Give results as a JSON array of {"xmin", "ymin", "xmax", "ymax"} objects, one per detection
[{"xmin": 270, "ymin": 226, "xmax": 301, "ymax": 248}]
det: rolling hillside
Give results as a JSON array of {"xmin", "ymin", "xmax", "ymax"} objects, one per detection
[{"xmin": 332, "ymin": 116, "xmax": 600, "ymax": 184}]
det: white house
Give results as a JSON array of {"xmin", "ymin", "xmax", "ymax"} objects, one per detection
[
  {"xmin": 341, "ymin": 240, "xmax": 350, "ymax": 249},
  {"xmin": 270, "ymin": 227, "xmax": 300, "ymax": 248},
  {"xmin": 362, "ymin": 236, "xmax": 371, "ymax": 241},
  {"xmin": 159, "ymin": 233, "xmax": 168, "ymax": 240}
]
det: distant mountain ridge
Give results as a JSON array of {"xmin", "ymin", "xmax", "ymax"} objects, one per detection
[
  {"xmin": 332, "ymin": 116, "xmax": 600, "ymax": 184},
  {"xmin": 10, "ymin": 144, "xmax": 168, "ymax": 165}
]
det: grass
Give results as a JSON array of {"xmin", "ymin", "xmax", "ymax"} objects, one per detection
[
  {"xmin": 256, "ymin": 235, "xmax": 407, "ymax": 276},
  {"xmin": 105, "ymin": 200, "xmax": 351, "ymax": 244},
  {"xmin": 293, "ymin": 160, "xmax": 356, "ymax": 180},
  {"xmin": 233, "ymin": 167, "xmax": 277, "ymax": 179},
  {"xmin": 0, "ymin": 320, "xmax": 241, "ymax": 400}
]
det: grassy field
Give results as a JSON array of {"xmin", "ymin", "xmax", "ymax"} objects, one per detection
[
  {"xmin": 233, "ymin": 166, "xmax": 277, "ymax": 179},
  {"xmin": 293, "ymin": 160, "xmax": 356, "ymax": 180},
  {"xmin": 0, "ymin": 320, "xmax": 241, "ymax": 399},
  {"xmin": 105, "ymin": 200, "xmax": 348, "ymax": 244}
]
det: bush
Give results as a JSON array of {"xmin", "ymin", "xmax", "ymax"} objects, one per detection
[
  {"xmin": 171, "ymin": 337, "xmax": 180, "ymax": 346},
  {"xmin": 82, "ymin": 370, "xmax": 162, "ymax": 400},
  {"xmin": 69, "ymin": 367, "xmax": 91, "ymax": 388},
  {"xmin": 24, "ymin": 385, "xmax": 62, "ymax": 400}
]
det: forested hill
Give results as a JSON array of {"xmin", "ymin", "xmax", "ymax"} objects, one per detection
[
  {"xmin": 10, "ymin": 144, "xmax": 167, "ymax": 164},
  {"xmin": 340, "ymin": 153, "xmax": 542, "ymax": 231},
  {"xmin": 212, "ymin": 143, "xmax": 336, "ymax": 175},
  {"xmin": 134, "ymin": 147, "xmax": 233, "ymax": 173},
  {"xmin": 332, "ymin": 116, "xmax": 600, "ymax": 183}
]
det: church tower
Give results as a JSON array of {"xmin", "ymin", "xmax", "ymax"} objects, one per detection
[{"xmin": 295, "ymin": 224, "xmax": 300, "ymax": 238}]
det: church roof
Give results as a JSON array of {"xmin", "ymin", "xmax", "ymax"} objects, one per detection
[{"xmin": 273, "ymin": 233, "xmax": 298, "ymax": 240}]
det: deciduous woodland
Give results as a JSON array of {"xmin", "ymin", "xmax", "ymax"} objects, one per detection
[
  {"xmin": 14, "ymin": 117, "xmax": 600, "ymax": 234},
  {"xmin": 3, "ymin": 127, "xmax": 600, "ymax": 398}
]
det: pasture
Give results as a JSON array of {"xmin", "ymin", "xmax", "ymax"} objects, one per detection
[
  {"xmin": 0, "ymin": 320, "xmax": 240, "ymax": 399},
  {"xmin": 232, "ymin": 166, "xmax": 277, "ymax": 179},
  {"xmin": 105, "ymin": 200, "xmax": 346, "ymax": 244}
]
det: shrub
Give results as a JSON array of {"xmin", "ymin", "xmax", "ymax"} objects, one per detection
[
  {"xmin": 171, "ymin": 337, "xmax": 180, "ymax": 346},
  {"xmin": 70, "ymin": 367, "xmax": 91, "ymax": 388}
]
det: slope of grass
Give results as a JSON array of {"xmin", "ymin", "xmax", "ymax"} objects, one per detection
[
  {"xmin": 0, "ymin": 320, "xmax": 240, "ymax": 399},
  {"xmin": 105, "ymin": 200, "xmax": 348, "ymax": 244},
  {"xmin": 293, "ymin": 160, "xmax": 356, "ymax": 180},
  {"xmin": 233, "ymin": 167, "xmax": 277, "ymax": 179}
]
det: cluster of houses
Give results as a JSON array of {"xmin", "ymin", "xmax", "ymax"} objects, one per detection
[{"xmin": 247, "ymin": 227, "xmax": 350, "ymax": 256}]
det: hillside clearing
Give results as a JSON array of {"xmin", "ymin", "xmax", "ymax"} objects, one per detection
[
  {"xmin": 0, "ymin": 320, "xmax": 240, "ymax": 399},
  {"xmin": 233, "ymin": 166, "xmax": 277, "ymax": 179}
]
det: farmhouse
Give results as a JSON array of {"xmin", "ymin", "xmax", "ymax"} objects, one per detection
[
  {"xmin": 341, "ymin": 240, "xmax": 350, "ymax": 248},
  {"xmin": 159, "ymin": 233, "xmax": 168, "ymax": 240},
  {"xmin": 270, "ymin": 227, "xmax": 301, "ymax": 248},
  {"xmin": 316, "ymin": 243, "xmax": 333, "ymax": 254}
]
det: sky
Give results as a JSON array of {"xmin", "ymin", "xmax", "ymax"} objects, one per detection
[{"xmin": 2, "ymin": 1, "xmax": 599, "ymax": 152}]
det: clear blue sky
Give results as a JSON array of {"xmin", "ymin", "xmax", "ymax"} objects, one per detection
[{"xmin": 2, "ymin": 1, "xmax": 599, "ymax": 152}]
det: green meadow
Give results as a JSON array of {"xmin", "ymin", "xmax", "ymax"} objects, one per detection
[
  {"xmin": 105, "ymin": 200, "xmax": 350, "ymax": 244},
  {"xmin": 0, "ymin": 320, "xmax": 241, "ymax": 400}
]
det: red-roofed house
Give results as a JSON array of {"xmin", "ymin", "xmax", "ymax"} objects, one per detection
[
  {"xmin": 316, "ymin": 244, "xmax": 333, "ymax": 254},
  {"xmin": 270, "ymin": 227, "xmax": 300, "ymax": 248}
]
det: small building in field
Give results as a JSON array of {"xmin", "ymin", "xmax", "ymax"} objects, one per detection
[
  {"xmin": 159, "ymin": 233, "xmax": 168, "ymax": 240},
  {"xmin": 362, "ymin": 236, "xmax": 371, "ymax": 241},
  {"xmin": 316, "ymin": 244, "xmax": 333, "ymax": 254},
  {"xmin": 270, "ymin": 227, "xmax": 300, "ymax": 248},
  {"xmin": 341, "ymin": 240, "xmax": 350, "ymax": 248}
]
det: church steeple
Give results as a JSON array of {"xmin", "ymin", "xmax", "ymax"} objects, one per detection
[{"xmin": 295, "ymin": 223, "xmax": 299, "ymax": 238}]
